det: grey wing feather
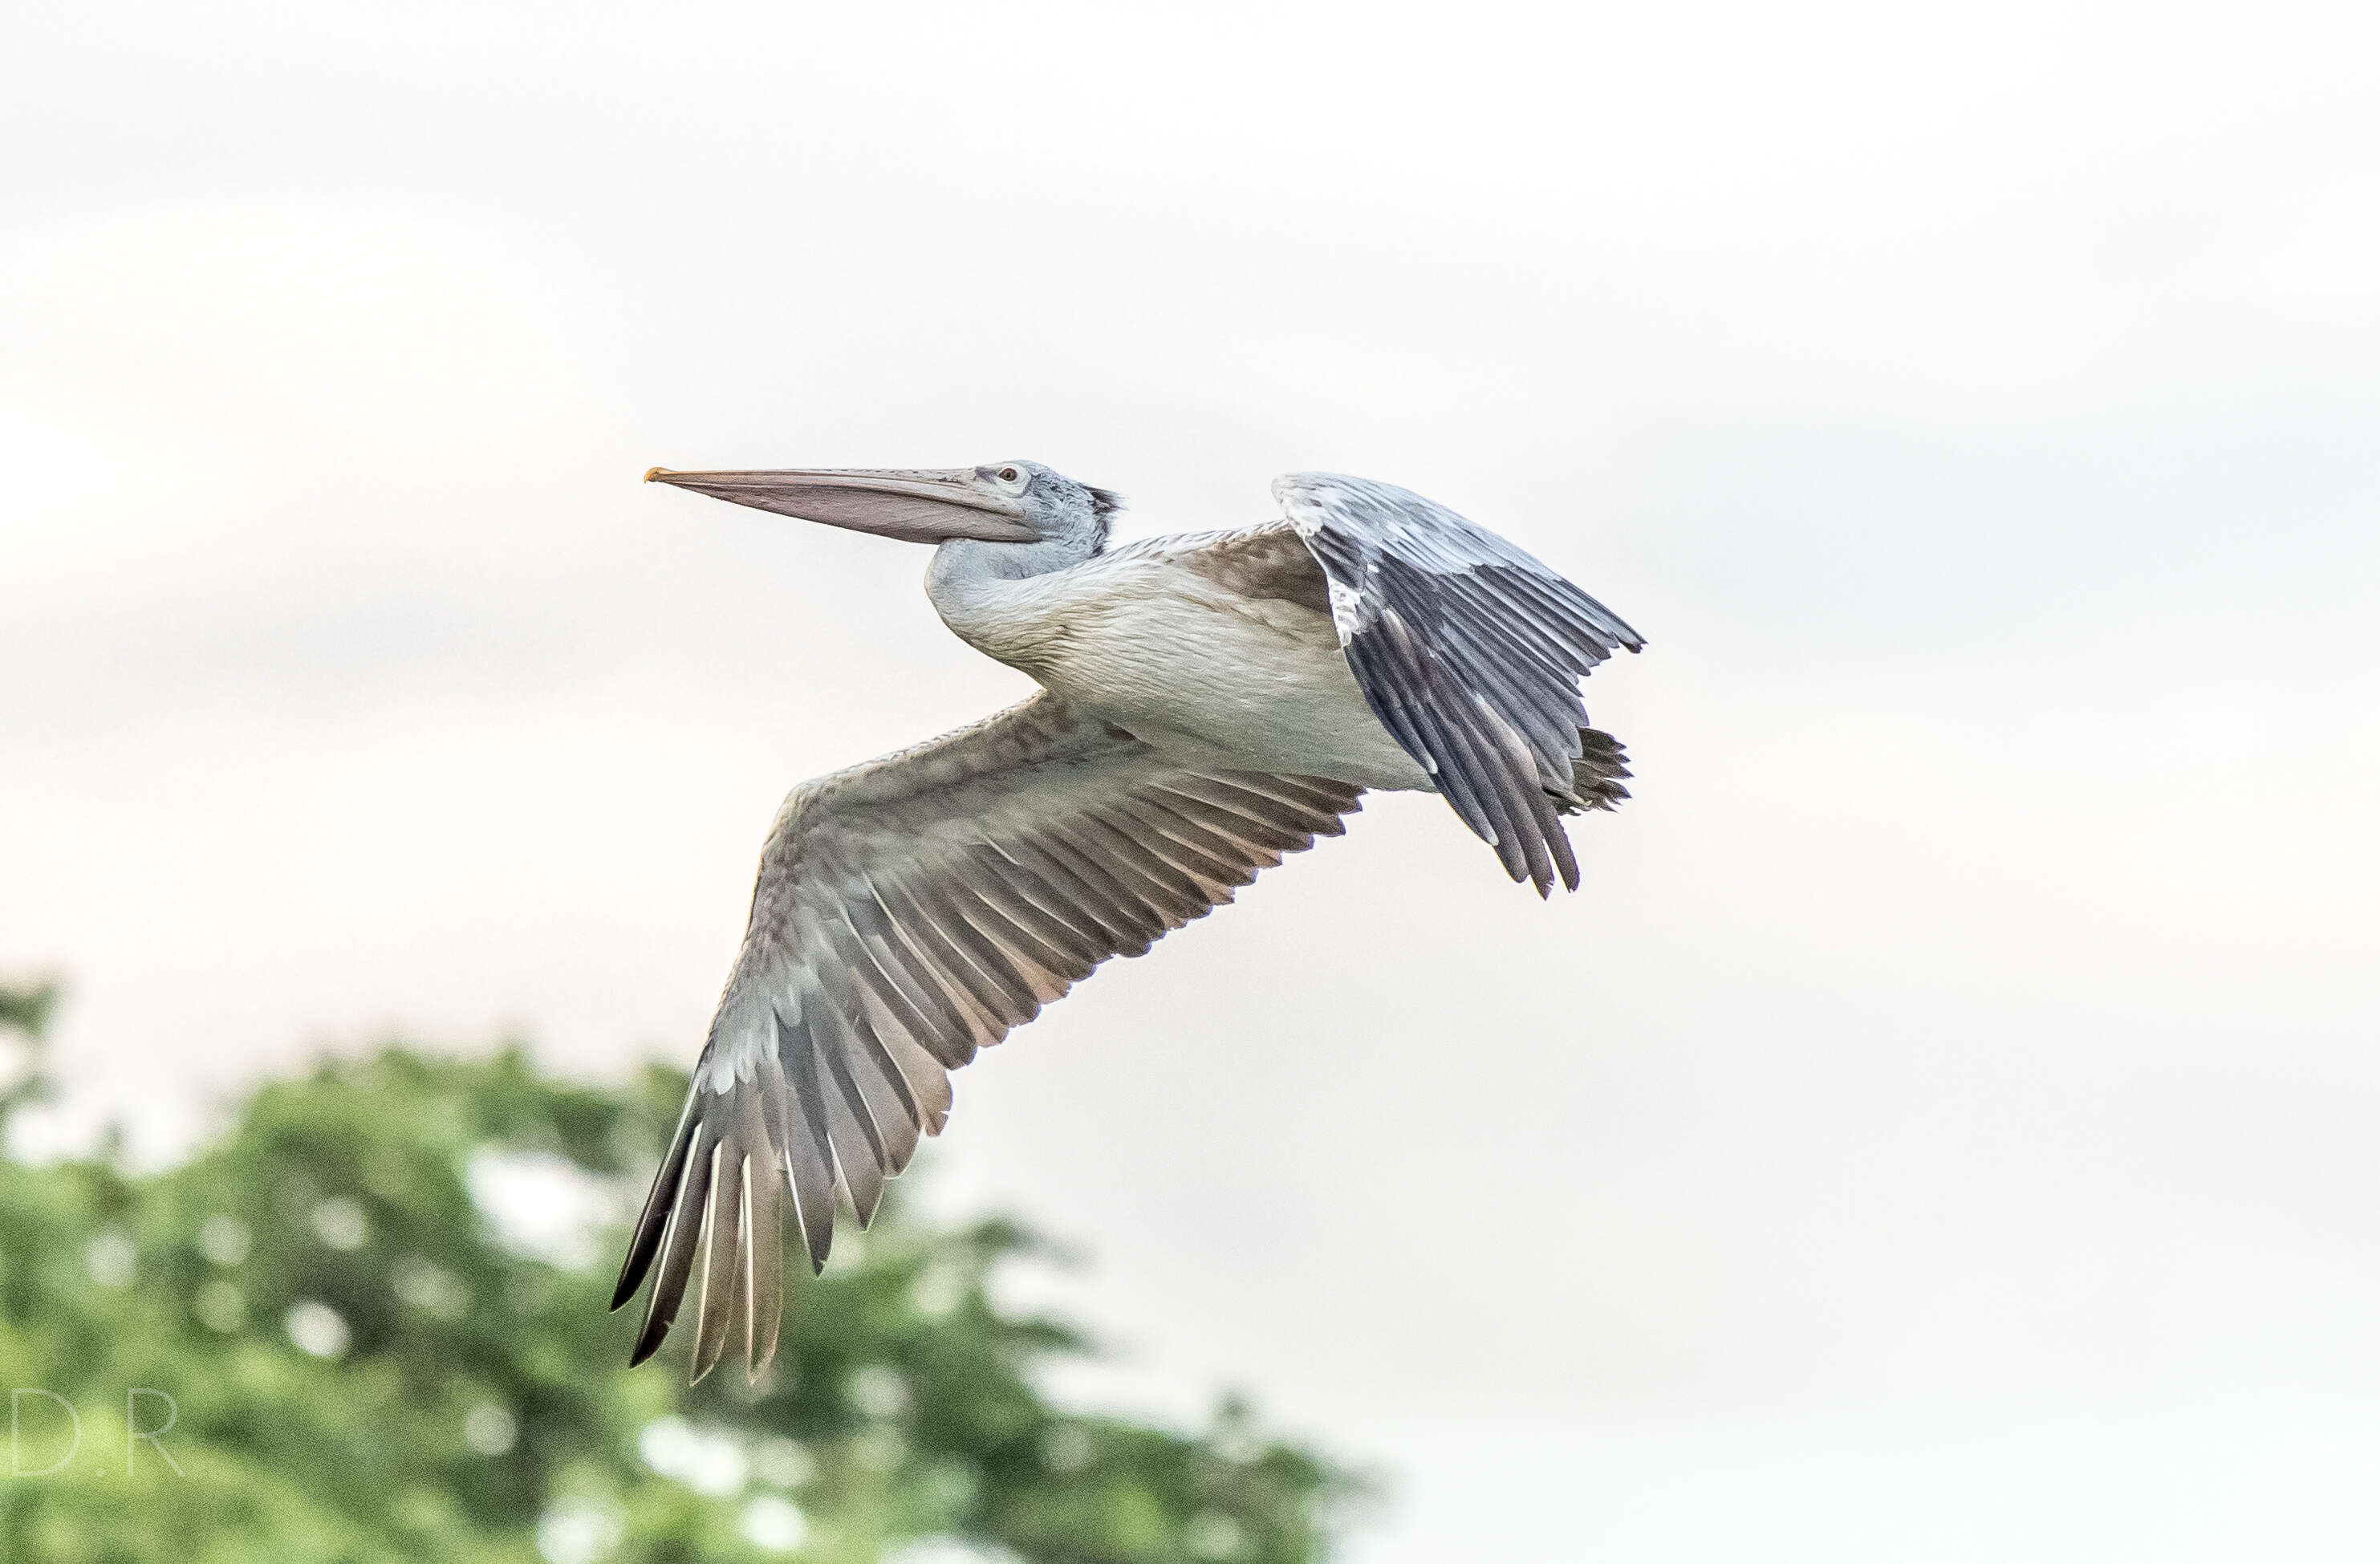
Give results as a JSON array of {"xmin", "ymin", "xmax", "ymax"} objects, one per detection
[
  {"xmin": 612, "ymin": 693, "xmax": 1363, "ymax": 1381},
  {"xmin": 1273, "ymin": 472, "xmax": 1643, "ymax": 896}
]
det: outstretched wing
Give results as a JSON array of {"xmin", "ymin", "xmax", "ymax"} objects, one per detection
[
  {"xmin": 1273, "ymin": 473, "xmax": 1643, "ymax": 896},
  {"xmin": 611, "ymin": 693, "xmax": 1363, "ymax": 1381}
]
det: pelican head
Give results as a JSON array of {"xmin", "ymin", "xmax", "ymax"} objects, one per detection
[{"xmin": 644, "ymin": 460, "xmax": 1120, "ymax": 555}]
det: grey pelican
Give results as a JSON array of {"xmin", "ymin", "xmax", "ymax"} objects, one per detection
[{"xmin": 613, "ymin": 461, "xmax": 1643, "ymax": 1379}]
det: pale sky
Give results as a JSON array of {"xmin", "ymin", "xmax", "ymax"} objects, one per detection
[{"xmin": 6, "ymin": 2, "xmax": 2379, "ymax": 1558}]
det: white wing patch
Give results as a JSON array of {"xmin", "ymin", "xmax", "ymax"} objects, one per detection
[{"xmin": 1324, "ymin": 576, "xmax": 1367, "ymax": 643}]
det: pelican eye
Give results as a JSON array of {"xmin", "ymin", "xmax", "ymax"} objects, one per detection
[{"xmin": 996, "ymin": 466, "xmax": 1021, "ymax": 484}]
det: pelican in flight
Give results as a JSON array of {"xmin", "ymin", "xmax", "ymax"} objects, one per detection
[{"xmin": 614, "ymin": 461, "xmax": 1644, "ymax": 1379}]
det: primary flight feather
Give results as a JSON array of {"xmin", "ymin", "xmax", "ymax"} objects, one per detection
[{"xmin": 614, "ymin": 461, "xmax": 1643, "ymax": 1380}]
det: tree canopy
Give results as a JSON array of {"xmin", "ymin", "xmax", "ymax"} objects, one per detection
[{"xmin": 0, "ymin": 981, "xmax": 1359, "ymax": 1562}]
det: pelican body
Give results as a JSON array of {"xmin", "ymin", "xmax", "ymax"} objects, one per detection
[
  {"xmin": 615, "ymin": 461, "xmax": 1643, "ymax": 1379},
  {"xmin": 935, "ymin": 526, "xmax": 1424, "ymax": 790}
]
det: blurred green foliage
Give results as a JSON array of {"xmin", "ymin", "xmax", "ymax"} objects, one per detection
[{"xmin": 0, "ymin": 981, "xmax": 1357, "ymax": 1562}]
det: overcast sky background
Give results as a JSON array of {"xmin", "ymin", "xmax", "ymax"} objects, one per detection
[{"xmin": 6, "ymin": 2, "xmax": 2379, "ymax": 1557}]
